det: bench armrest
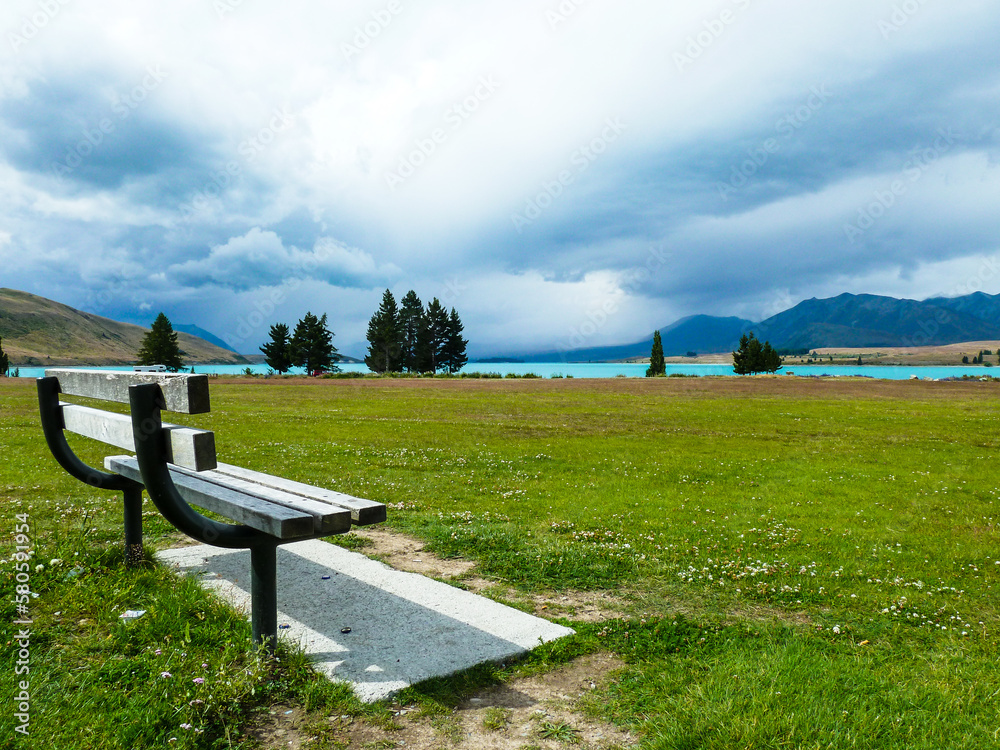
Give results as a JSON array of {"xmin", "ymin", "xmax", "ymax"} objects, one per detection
[
  {"xmin": 37, "ymin": 376, "xmax": 135, "ymax": 492},
  {"xmin": 127, "ymin": 382, "xmax": 263, "ymax": 549}
]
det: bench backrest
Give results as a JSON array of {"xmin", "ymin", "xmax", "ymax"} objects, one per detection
[{"xmin": 46, "ymin": 368, "xmax": 217, "ymax": 472}]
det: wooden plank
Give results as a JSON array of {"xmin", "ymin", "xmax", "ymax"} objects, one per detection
[
  {"xmin": 106, "ymin": 457, "xmax": 315, "ymax": 539},
  {"xmin": 163, "ymin": 427, "xmax": 217, "ymax": 472},
  {"xmin": 211, "ymin": 463, "xmax": 387, "ymax": 525},
  {"xmin": 59, "ymin": 403, "xmax": 217, "ymax": 471},
  {"xmin": 46, "ymin": 369, "xmax": 211, "ymax": 414},
  {"xmin": 168, "ymin": 464, "xmax": 352, "ymax": 535}
]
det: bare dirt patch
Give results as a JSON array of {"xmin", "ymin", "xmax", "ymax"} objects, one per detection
[
  {"xmin": 351, "ymin": 526, "xmax": 476, "ymax": 580},
  {"xmin": 250, "ymin": 704, "xmax": 312, "ymax": 750},
  {"xmin": 249, "ymin": 652, "xmax": 634, "ymax": 749}
]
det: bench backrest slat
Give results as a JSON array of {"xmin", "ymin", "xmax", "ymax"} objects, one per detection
[
  {"xmin": 46, "ymin": 368, "xmax": 211, "ymax": 414},
  {"xmin": 60, "ymin": 403, "xmax": 217, "ymax": 472}
]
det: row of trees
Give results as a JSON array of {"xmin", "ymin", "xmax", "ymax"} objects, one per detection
[
  {"xmin": 261, "ymin": 312, "xmax": 340, "ymax": 374},
  {"xmin": 365, "ymin": 290, "xmax": 468, "ymax": 374},
  {"xmin": 646, "ymin": 328, "xmax": 785, "ymax": 376},
  {"xmin": 962, "ymin": 350, "xmax": 998, "ymax": 365},
  {"xmin": 137, "ymin": 295, "xmax": 468, "ymax": 377},
  {"xmin": 732, "ymin": 332, "xmax": 782, "ymax": 375}
]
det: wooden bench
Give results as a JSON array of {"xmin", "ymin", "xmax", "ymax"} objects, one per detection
[{"xmin": 37, "ymin": 368, "xmax": 386, "ymax": 648}]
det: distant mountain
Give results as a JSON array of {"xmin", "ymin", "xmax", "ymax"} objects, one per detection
[
  {"xmin": 924, "ymin": 291, "xmax": 1000, "ymax": 329},
  {"xmin": 173, "ymin": 323, "xmax": 238, "ymax": 353},
  {"xmin": 0, "ymin": 288, "xmax": 249, "ymax": 366},
  {"xmin": 504, "ymin": 292, "xmax": 1000, "ymax": 363},
  {"xmin": 658, "ymin": 315, "xmax": 755, "ymax": 355},
  {"xmin": 527, "ymin": 339, "xmax": 651, "ymax": 363},
  {"xmin": 752, "ymin": 293, "xmax": 999, "ymax": 349},
  {"xmin": 522, "ymin": 314, "xmax": 754, "ymax": 362}
]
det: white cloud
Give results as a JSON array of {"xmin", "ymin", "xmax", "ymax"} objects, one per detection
[{"xmin": 168, "ymin": 228, "xmax": 400, "ymax": 291}]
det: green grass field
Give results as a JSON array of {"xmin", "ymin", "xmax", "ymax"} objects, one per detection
[{"xmin": 2, "ymin": 376, "xmax": 998, "ymax": 748}]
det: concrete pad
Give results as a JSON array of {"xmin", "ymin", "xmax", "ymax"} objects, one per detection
[{"xmin": 156, "ymin": 540, "xmax": 575, "ymax": 702}]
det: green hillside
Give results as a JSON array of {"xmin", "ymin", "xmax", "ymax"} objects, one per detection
[{"xmin": 0, "ymin": 288, "xmax": 248, "ymax": 366}]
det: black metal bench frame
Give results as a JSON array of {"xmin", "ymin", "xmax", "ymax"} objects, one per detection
[{"xmin": 37, "ymin": 369, "xmax": 386, "ymax": 649}]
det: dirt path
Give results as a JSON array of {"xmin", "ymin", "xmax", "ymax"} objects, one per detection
[{"xmin": 252, "ymin": 652, "xmax": 635, "ymax": 749}]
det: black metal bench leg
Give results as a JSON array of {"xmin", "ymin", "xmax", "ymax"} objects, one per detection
[
  {"xmin": 123, "ymin": 484, "xmax": 144, "ymax": 568},
  {"xmin": 251, "ymin": 542, "xmax": 278, "ymax": 651}
]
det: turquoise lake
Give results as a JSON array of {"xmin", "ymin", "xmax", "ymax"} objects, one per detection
[{"xmin": 10, "ymin": 362, "xmax": 998, "ymax": 380}]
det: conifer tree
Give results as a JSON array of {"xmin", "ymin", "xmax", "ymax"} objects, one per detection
[
  {"xmin": 260, "ymin": 323, "xmax": 292, "ymax": 373},
  {"xmin": 442, "ymin": 307, "xmax": 468, "ymax": 373},
  {"xmin": 761, "ymin": 341, "xmax": 782, "ymax": 373},
  {"xmin": 136, "ymin": 312, "xmax": 184, "ymax": 371},
  {"xmin": 646, "ymin": 330, "xmax": 665, "ymax": 377},
  {"xmin": 0, "ymin": 336, "xmax": 9, "ymax": 377},
  {"xmin": 364, "ymin": 289, "xmax": 404, "ymax": 374},
  {"xmin": 732, "ymin": 333, "xmax": 755, "ymax": 375},
  {"xmin": 414, "ymin": 298, "xmax": 449, "ymax": 372},
  {"xmin": 290, "ymin": 312, "xmax": 340, "ymax": 375},
  {"xmin": 398, "ymin": 291, "xmax": 424, "ymax": 372}
]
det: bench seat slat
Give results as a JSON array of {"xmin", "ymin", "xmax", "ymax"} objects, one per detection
[
  {"xmin": 106, "ymin": 456, "xmax": 316, "ymax": 540},
  {"xmin": 167, "ymin": 464, "xmax": 353, "ymax": 535},
  {"xmin": 61, "ymin": 403, "xmax": 217, "ymax": 472},
  {"xmin": 46, "ymin": 368, "xmax": 211, "ymax": 414},
  {"xmin": 211, "ymin": 463, "xmax": 387, "ymax": 526}
]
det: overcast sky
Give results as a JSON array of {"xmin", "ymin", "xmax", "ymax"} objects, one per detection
[{"xmin": 2, "ymin": 1, "xmax": 999, "ymax": 357}]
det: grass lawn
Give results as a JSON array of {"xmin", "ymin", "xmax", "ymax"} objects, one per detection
[{"xmin": 1, "ymin": 375, "xmax": 998, "ymax": 748}]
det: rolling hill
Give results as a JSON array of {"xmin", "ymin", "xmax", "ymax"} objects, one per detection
[{"xmin": 0, "ymin": 288, "xmax": 248, "ymax": 366}]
